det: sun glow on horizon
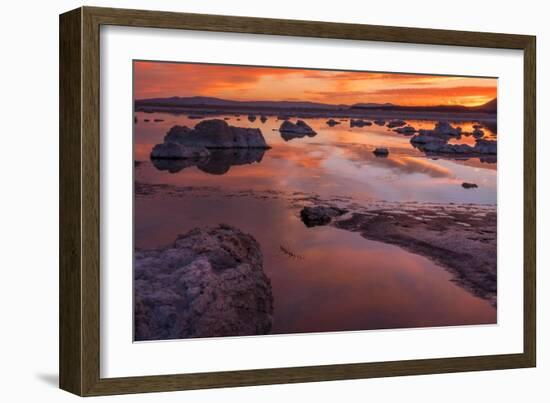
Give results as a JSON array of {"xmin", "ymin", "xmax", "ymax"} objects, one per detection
[{"xmin": 134, "ymin": 61, "xmax": 497, "ymax": 107}]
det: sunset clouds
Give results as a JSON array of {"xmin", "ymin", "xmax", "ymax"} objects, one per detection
[{"xmin": 134, "ymin": 61, "xmax": 497, "ymax": 107}]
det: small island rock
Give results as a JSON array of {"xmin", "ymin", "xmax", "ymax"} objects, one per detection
[
  {"xmin": 350, "ymin": 119, "xmax": 372, "ymax": 128},
  {"xmin": 373, "ymin": 147, "xmax": 390, "ymax": 156},
  {"xmin": 279, "ymin": 120, "xmax": 317, "ymax": 140},
  {"xmin": 387, "ymin": 119, "xmax": 407, "ymax": 128},
  {"xmin": 300, "ymin": 206, "xmax": 348, "ymax": 227}
]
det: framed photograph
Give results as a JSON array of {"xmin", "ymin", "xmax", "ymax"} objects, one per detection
[{"xmin": 59, "ymin": 6, "xmax": 536, "ymax": 396}]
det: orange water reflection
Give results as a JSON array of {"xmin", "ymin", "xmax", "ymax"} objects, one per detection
[{"xmin": 134, "ymin": 112, "xmax": 497, "ymax": 333}]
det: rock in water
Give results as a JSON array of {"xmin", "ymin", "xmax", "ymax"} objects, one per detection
[
  {"xmin": 374, "ymin": 119, "xmax": 386, "ymax": 126},
  {"xmin": 373, "ymin": 147, "xmax": 389, "ymax": 156},
  {"xmin": 350, "ymin": 119, "xmax": 372, "ymax": 128},
  {"xmin": 279, "ymin": 120, "xmax": 317, "ymax": 140},
  {"xmin": 473, "ymin": 139, "xmax": 497, "ymax": 154},
  {"xmin": 410, "ymin": 132, "xmax": 497, "ymax": 156},
  {"xmin": 151, "ymin": 119, "xmax": 270, "ymax": 161},
  {"xmin": 134, "ymin": 225, "xmax": 274, "ymax": 341},
  {"xmin": 462, "ymin": 182, "xmax": 478, "ymax": 189},
  {"xmin": 418, "ymin": 121, "xmax": 462, "ymax": 137},
  {"xmin": 387, "ymin": 119, "xmax": 407, "ymax": 128},
  {"xmin": 326, "ymin": 118, "xmax": 340, "ymax": 126},
  {"xmin": 175, "ymin": 119, "xmax": 270, "ymax": 149},
  {"xmin": 300, "ymin": 206, "xmax": 347, "ymax": 227},
  {"xmin": 472, "ymin": 128, "xmax": 484, "ymax": 138},
  {"xmin": 394, "ymin": 125, "xmax": 416, "ymax": 135}
]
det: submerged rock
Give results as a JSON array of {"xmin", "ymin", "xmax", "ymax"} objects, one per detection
[
  {"xmin": 279, "ymin": 120, "xmax": 317, "ymax": 140},
  {"xmin": 134, "ymin": 224, "xmax": 274, "ymax": 341},
  {"xmin": 300, "ymin": 206, "xmax": 347, "ymax": 227}
]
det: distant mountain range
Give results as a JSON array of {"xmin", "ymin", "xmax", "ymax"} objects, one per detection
[
  {"xmin": 135, "ymin": 96, "xmax": 348, "ymax": 110},
  {"xmin": 135, "ymin": 96, "xmax": 497, "ymax": 114}
]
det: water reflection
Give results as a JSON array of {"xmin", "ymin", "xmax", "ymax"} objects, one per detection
[
  {"xmin": 140, "ymin": 113, "xmax": 497, "ymax": 204},
  {"xmin": 152, "ymin": 148, "xmax": 268, "ymax": 175},
  {"xmin": 135, "ymin": 192, "xmax": 496, "ymax": 334},
  {"xmin": 135, "ymin": 112, "xmax": 497, "ymax": 335}
]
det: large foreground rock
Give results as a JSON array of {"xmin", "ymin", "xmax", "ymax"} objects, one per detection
[{"xmin": 135, "ymin": 225, "xmax": 274, "ymax": 341}]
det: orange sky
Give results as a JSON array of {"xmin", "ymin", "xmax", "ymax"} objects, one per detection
[{"xmin": 134, "ymin": 61, "xmax": 497, "ymax": 107}]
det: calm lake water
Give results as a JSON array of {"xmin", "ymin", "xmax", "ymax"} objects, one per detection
[{"xmin": 134, "ymin": 112, "xmax": 497, "ymax": 335}]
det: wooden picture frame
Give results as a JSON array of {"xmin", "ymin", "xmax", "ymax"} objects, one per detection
[{"xmin": 59, "ymin": 6, "xmax": 536, "ymax": 396}]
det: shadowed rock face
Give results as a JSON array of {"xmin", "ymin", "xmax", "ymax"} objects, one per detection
[
  {"xmin": 151, "ymin": 148, "xmax": 267, "ymax": 175},
  {"xmin": 134, "ymin": 224, "xmax": 274, "ymax": 341}
]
